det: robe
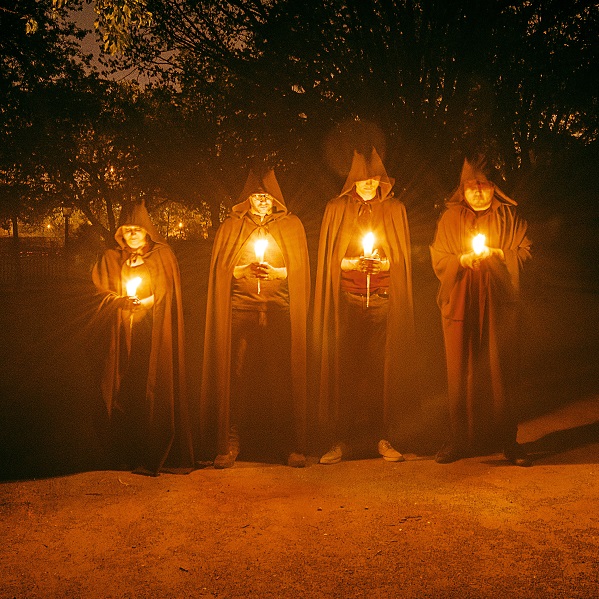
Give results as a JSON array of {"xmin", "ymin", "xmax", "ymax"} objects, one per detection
[
  {"xmin": 430, "ymin": 197, "xmax": 532, "ymax": 451},
  {"xmin": 92, "ymin": 218, "xmax": 194, "ymax": 473},
  {"xmin": 200, "ymin": 180, "xmax": 310, "ymax": 458},
  {"xmin": 313, "ymin": 189, "xmax": 418, "ymax": 448}
]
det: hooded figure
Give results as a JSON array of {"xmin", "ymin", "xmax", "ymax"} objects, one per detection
[
  {"xmin": 313, "ymin": 148, "xmax": 418, "ymax": 464},
  {"xmin": 92, "ymin": 200, "xmax": 194, "ymax": 475},
  {"xmin": 200, "ymin": 170, "xmax": 310, "ymax": 468},
  {"xmin": 430, "ymin": 157, "xmax": 532, "ymax": 466}
]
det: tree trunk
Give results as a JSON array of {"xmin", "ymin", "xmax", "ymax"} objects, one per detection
[{"xmin": 11, "ymin": 214, "xmax": 19, "ymax": 245}]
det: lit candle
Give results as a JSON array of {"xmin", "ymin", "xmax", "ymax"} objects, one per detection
[
  {"xmin": 254, "ymin": 238, "xmax": 268, "ymax": 294},
  {"xmin": 362, "ymin": 232, "xmax": 375, "ymax": 258},
  {"xmin": 362, "ymin": 232, "xmax": 375, "ymax": 307},
  {"xmin": 472, "ymin": 233, "xmax": 487, "ymax": 256},
  {"xmin": 125, "ymin": 276, "xmax": 142, "ymax": 342},
  {"xmin": 254, "ymin": 238, "xmax": 268, "ymax": 263},
  {"xmin": 126, "ymin": 276, "xmax": 142, "ymax": 298}
]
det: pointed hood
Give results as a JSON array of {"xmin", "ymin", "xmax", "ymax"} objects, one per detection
[
  {"xmin": 115, "ymin": 199, "xmax": 167, "ymax": 248},
  {"xmin": 447, "ymin": 157, "xmax": 517, "ymax": 206},
  {"xmin": 231, "ymin": 169, "xmax": 287, "ymax": 217},
  {"xmin": 339, "ymin": 147, "xmax": 395, "ymax": 200}
]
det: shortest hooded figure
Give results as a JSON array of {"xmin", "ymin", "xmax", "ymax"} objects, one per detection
[
  {"xmin": 313, "ymin": 148, "xmax": 419, "ymax": 465},
  {"xmin": 201, "ymin": 170, "xmax": 310, "ymax": 468},
  {"xmin": 92, "ymin": 200, "xmax": 194, "ymax": 476},
  {"xmin": 430, "ymin": 157, "xmax": 533, "ymax": 467}
]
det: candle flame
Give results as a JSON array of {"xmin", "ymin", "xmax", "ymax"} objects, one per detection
[
  {"xmin": 472, "ymin": 233, "xmax": 487, "ymax": 256},
  {"xmin": 126, "ymin": 276, "xmax": 142, "ymax": 297},
  {"xmin": 362, "ymin": 232, "xmax": 375, "ymax": 257},
  {"xmin": 254, "ymin": 238, "xmax": 268, "ymax": 263}
]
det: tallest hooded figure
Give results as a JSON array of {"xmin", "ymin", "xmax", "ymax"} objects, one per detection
[
  {"xmin": 313, "ymin": 148, "xmax": 419, "ymax": 464},
  {"xmin": 430, "ymin": 157, "xmax": 532, "ymax": 466},
  {"xmin": 201, "ymin": 170, "xmax": 310, "ymax": 468}
]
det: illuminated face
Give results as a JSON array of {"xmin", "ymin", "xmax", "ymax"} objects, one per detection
[
  {"xmin": 121, "ymin": 225, "xmax": 147, "ymax": 250},
  {"xmin": 249, "ymin": 193, "xmax": 274, "ymax": 217},
  {"xmin": 464, "ymin": 179, "xmax": 494, "ymax": 212},
  {"xmin": 355, "ymin": 178, "xmax": 380, "ymax": 201}
]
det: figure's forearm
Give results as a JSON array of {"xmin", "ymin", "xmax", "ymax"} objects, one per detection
[
  {"xmin": 234, "ymin": 265, "xmax": 249, "ymax": 279},
  {"xmin": 341, "ymin": 258, "xmax": 360, "ymax": 271},
  {"xmin": 271, "ymin": 266, "xmax": 287, "ymax": 279}
]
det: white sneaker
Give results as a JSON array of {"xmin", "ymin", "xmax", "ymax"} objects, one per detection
[
  {"xmin": 320, "ymin": 443, "xmax": 344, "ymax": 465},
  {"xmin": 378, "ymin": 440, "xmax": 405, "ymax": 462}
]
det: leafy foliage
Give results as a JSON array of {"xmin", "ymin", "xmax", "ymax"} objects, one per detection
[
  {"xmin": 84, "ymin": 0, "xmax": 598, "ymax": 177},
  {"xmin": 0, "ymin": 0, "xmax": 92, "ymax": 236},
  {"xmin": 3, "ymin": 0, "xmax": 598, "ymax": 243}
]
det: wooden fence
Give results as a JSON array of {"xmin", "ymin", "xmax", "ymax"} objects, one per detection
[{"xmin": 0, "ymin": 247, "xmax": 71, "ymax": 288}]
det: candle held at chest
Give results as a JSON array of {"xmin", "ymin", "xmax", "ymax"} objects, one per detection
[
  {"xmin": 472, "ymin": 233, "xmax": 487, "ymax": 256},
  {"xmin": 362, "ymin": 232, "xmax": 375, "ymax": 308},
  {"xmin": 126, "ymin": 276, "xmax": 142, "ymax": 298},
  {"xmin": 253, "ymin": 238, "xmax": 268, "ymax": 294}
]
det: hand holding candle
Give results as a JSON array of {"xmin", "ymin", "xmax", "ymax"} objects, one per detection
[{"xmin": 461, "ymin": 233, "xmax": 490, "ymax": 269}]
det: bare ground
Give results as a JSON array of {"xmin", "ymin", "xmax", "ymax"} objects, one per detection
[{"xmin": 1, "ymin": 396, "xmax": 598, "ymax": 599}]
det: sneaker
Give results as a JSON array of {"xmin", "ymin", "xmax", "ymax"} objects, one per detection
[
  {"xmin": 378, "ymin": 440, "xmax": 405, "ymax": 462},
  {"xmin": 287, "ymin": 452, "xmax": 307, "ymax": 468},
  {"xmin": 319, "ymin": 443, "xmax": 344, "ymax": 465}
]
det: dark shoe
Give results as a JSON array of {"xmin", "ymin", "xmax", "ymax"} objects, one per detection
[
  {"xmin": 214, "ymin": 450, "xmax": 238, "ymax": 469},
  {"xmin": 287, "ymin": 452, "xmax": 307, "ymax": 468},
  {"xmin": 504, "ymin": 444, "xmax": 532, "ymax": 467},
  {"xmin": 131, "ymin": 466, "xmax": 159, "ymax": 477},
  {"xmin": 435, "ymin": 443, "xmax": 464, "ymax": 464}
]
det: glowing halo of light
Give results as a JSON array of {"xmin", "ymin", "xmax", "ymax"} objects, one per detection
[
  {"xmin": 362, "ymin": 232, "xmax": 375, "ymax": 257},
  {"xmin": 126, "ymin": 276, "xmax": 142, "ymax": 297},
  {"xmin": 472, "ymin": 233, "xmax": 487, "ymax": 256},
  {"xmin": 254, "ymin": 238, "xmax": 268, "ymax": 263}
]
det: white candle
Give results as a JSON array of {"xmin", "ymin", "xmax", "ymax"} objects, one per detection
[{"xmin": 362, "ymin": 232, "xmax": 375, "ymax": 258}]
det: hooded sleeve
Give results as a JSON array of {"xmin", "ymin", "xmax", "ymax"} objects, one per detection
[{"xmin": 430, "ymin": 207, "xmax": 465, "ymax": 319}]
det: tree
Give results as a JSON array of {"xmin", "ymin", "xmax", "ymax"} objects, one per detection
[
  {"xmin": 0, "ymin": 0, "xmax": 93, "ymax": 241},
  {"xmin": 79, "ymin": 0, "xmax": 598, "ymax": 180}
]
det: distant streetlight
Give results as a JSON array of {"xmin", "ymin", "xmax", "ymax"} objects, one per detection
[{"xmin": 62, "ymin": 205, "xmax": 73, "ymax": 248}]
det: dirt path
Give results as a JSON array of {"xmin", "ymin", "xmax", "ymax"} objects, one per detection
[{"xmin": 1, "ymin": 397, "xmax": 598, "ymax": 599}]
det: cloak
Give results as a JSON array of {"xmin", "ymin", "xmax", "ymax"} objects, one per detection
[
  {"xmin": 312, "ymin": 149, "xmax": 418, "ymax": 444},
  {"xmin": 431, "ymin": 159, "xmax": 530, "ymax": 321},
  {"xmin": 200, "ymin": 171, "xmax": 310, "ymax": 457},
  {"xmin": 430, "ymin": 159, "xmax": 532, "ymax": 449},
  {"xmin": 92, "ymin": 201, "xmax": 194, "ymax": 472}
]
